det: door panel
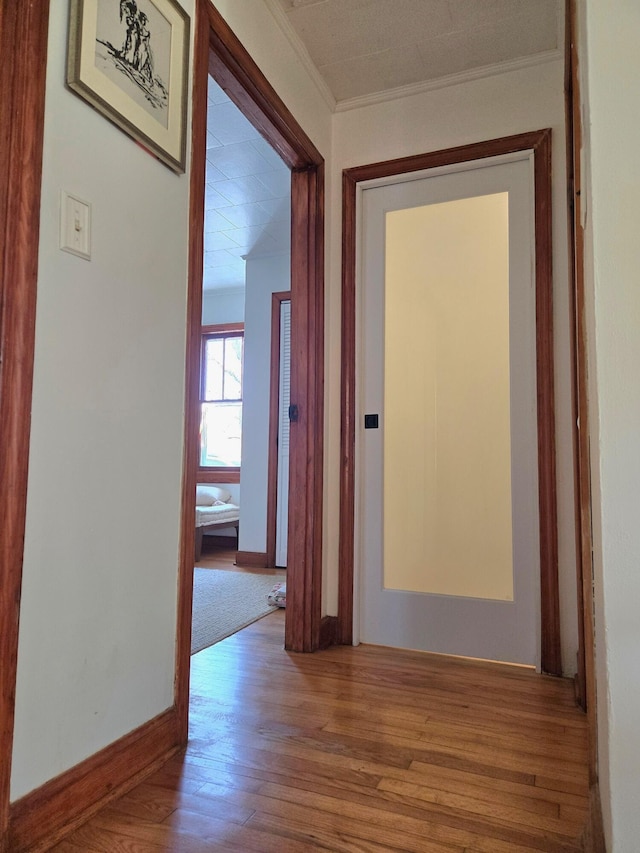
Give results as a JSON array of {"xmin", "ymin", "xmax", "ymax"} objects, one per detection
[{"xmin": 358, "ymin": 156, "xmax": 540, "ymax": 666}]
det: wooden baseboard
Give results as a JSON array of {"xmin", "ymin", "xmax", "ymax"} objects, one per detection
[
  {"xmin": 319, "ymin": 615, "xmax": 338, "ymax": 649},
  {"xmin": 9, "ymin": 707, "xmax": 182, "ymax": 852},
  {"xmin": 201, "ymin": 534, "xmax": 238, "ymax": 549},
  {"xmin": 235, "ymin": 550, "xmax": 269, "ymax": 569},
  {"xmin": 580, "ymin": 782, "xmax": 606, "ymax": 853}
]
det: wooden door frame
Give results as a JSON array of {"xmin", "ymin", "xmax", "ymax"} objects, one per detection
[
  {"xmin": 338, "ymin": 130, "xmax": 562, "ymax": 676},
  {"xmin": 565, "ymin": 0, "xmax": 594, "ymax": 732},
  {"xmin": 0, "ymin": 2, "xmax": 50, "ymax": 849},
  {"xmin": 266, "ymin": 291, "xmax": 292, "ymax": 568},
  {"xmin": 175, "ymin": 0, "xmax": 326, "ymax": 735},
  {"xmin": 565, "ymin": 3, "xmax": 603, "ymax": 845}
]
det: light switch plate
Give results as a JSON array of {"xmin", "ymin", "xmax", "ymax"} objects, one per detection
[{"xmin": 60, "ymin": 191, "xmax": 91, "ymax": 260}]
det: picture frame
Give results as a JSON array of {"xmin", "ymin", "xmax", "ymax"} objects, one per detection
[{"xmin": 67, "ymin": 0, "xmax": 190, "ymax": 174}]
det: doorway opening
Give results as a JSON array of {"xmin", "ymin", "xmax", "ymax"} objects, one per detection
[
  {"xmin": 175, "ymin": 0, "xmax": 326, "ymax": 736},
  {"xmin": 192, "ymin": 70, "xmax": 291, "ymax": 646}
]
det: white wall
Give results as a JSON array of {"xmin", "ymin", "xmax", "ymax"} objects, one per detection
[
  {"xmin": 240, "ymin": 253, "xmax": 290, "ymax": 553},
  {"xmin": 12, "ymin": 2, "xmax": 332, "ymax": 800},
  {"xmin": 201, "ymin": 287, "xmax": 244, "ymax": 325},
  {"xmin": 11, "ymin": 0, "xmax": 193, "ymax": 800},
  {"xmin": 329, "ymin": 58, "xmax": 579, "ymax": 675},
  {"xmin": 579, "ymin": 1, "xmax": 640, "ymax": 849}
]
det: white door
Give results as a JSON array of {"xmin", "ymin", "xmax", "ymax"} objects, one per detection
[
  {"xmin": 357, "ymin": 155, "xmax": 541, "ymax": 667},
  {"xmin": 275, "ymin": 299, "xmax": 291, "ymax": 567}
]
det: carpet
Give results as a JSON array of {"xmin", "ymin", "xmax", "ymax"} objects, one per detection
[{"xmin": 191, "ymin": 568, "xmax": 278, "ymax": 654}]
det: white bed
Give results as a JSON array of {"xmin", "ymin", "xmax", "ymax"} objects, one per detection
[{"xmin": 195, "ymin": 485, "xmax": 239, "ymax": 562}]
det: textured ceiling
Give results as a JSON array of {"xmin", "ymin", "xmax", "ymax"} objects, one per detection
[
  {"xmin": 272, "ymin": 0, "xmax": 560, "ymax": 103},
  {"xmin": 204, "ymin": 78, "xmax": 291, "ymax": 291},
  {"xmin": 203, "ymin": 1, "xmax": 561, "ymax": 291}
]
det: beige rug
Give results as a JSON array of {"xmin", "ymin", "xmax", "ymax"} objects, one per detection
[{"xmin": 191, "ymin": 569, "xmax": 278, "ymax": 654}]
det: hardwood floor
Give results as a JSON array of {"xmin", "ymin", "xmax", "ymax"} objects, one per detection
[{"xmin": 52, "ymin": 610, "xmax": 589, "ymax": 852}]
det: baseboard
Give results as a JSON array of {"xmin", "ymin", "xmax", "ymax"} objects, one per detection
[
  {"xmin": 235, "ymin": 550, "xmax": 269, "ymax": 569},
  {"xmin": 580, "ymin": 782, "xmax": 606, "ymax": 853},
  {"xmin": 9, "ymin": 706, "xmax": 182, "ymax": 852},
  {"xmin": 319, "ymin": 615, "xmax": 338, "ymax": 649},
  {"xmin": 202, "ymin": 534, "xmax": 238, "ymax": 549}
]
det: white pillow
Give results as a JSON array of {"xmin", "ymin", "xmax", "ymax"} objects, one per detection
[{"xmin": 196, "ymin": 484, "xmax": 231, "ymax": 506}]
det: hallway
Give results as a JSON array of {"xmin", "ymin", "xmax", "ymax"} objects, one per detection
[{"xmin": 53, "ymin": 610, "xmax": 588, "ymax": 852}]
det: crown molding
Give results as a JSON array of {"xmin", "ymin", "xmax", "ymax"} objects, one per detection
[
  {"xmin": 334, "ymin": 49, "xmax": 563, "ymax": 113},
  {"xmin": 262, "ymin": 0, "xmax": 336, "ymax": 113}
]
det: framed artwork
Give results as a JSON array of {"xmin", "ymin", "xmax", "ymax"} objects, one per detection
[{"xmin": 67, "ymin": 0, "xmax": 190, "ymax": 173}]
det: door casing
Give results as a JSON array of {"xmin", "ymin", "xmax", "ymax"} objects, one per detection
[
  {"xmin": 338, "ymin": 130, "xmax": 562, "ymax": 676},
  {"xmin": 0, "ymin": 2, "xmax": 51, "ymax": 846},
  {"xmin": 175, "ymin": 0, "xmax": 327, "ymax": 738}
]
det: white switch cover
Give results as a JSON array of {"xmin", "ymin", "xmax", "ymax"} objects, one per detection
[{"xmin": 60, "ymin": 191, "xmax": 91, "ymax": 260}]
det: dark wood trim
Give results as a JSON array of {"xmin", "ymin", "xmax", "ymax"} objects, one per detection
[
  {"xmin": 0, "ymin": 2, "xmax": 50, "ymax": 849},
  {"xmin": 566, "ymin": 0, "xmax": 598, "ymax": 778},
  {"xmin": 235, "ymin": 551, "xmax": 269, "ymax": 569},
  {"xmin": 266, "ymin": 291, "xmax": 292, "ymax": 568},
  {"xmin": 175, "ymin": 0, "xmax": 209, "ymax": 742},
  {"xmin": 566, "ymin": 0, "xmax": 588, "ymax": 695},
  {"xmin": 197, "ymin": 467, "xmax": 241, "ymax": 484},
  {"xmin": 338, "ymin": 170, "xmax": 357, "ymax": 646},
  {"xmin": 580, "ymin": 783, "xmax": 607, "ymax": 853},
  {"xmin": 195, "ymin": 521, "xmax": 238, "ymax": 562},
  {"xmin": 8, "ymin": 708, "xmax": 180, "ymax": 853},
  {"xmin": 339, "ymin": 131, "xmax": 554, "ymax": 185},
  {"xmin": 565, "ymin": 0, "xmax": 586, "ymax": 711},
  {"xmin": 338, "ymin": 131, "xmax": 562, "ymax": 676},
  {"xmin": 533, "ymin": 130, "xmax": 562, "ymax": 677},
  {"xmin": 319, "ymin": 616, "xmax": 338, "ymax": 650},
  {"xmin": 286, "ymin": 165, "xmax": 325, "ymax": 652},
  {"xmin": 177, "ymin": 6, "xmax": 326, "ymax": 756},
  {"xmin": 201, "ymin": 322, "xmax": 244, "ymax": 335}
]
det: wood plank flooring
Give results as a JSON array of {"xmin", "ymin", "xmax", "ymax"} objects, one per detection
[{"xmin": 52, "ymin": 606, "xmax": 589, "ymax": 851}]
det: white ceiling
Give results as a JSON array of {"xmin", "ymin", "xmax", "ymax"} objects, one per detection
[
  {"xmin": 204, "ymin": 78, "xmax": 291, "ymax": 291},
  {"xmin": 204, "ymin": 1, "xmax": 561, "ymax": 291},
  {"xmin": 270, "ymin": 0, "xmax": 561, "ymax": 106}
]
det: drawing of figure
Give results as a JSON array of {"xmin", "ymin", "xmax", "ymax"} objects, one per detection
[
  {"xmin": 134, "ymin": 12, "xmax": 154, "ymax": 83},
  {"xmin": 96, "ymin": 0, "xmax": 166, "ymax": 112},
  {"xmin": 119, "ymin": 0, "xmax": 139, "ymax": 65}
]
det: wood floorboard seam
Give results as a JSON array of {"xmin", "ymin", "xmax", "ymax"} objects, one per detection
[{"xmin": 50, "ymin": 567, "xmax": 588, "ymax": 853}]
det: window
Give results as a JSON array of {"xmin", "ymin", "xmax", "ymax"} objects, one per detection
[{"xmin": 199, "ymin": 324, "xmax": 244, "ymax": 482}]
